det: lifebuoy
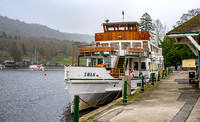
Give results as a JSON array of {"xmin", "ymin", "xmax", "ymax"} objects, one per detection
[
  {"xmin": 130, "ymin": 69, "xmax": 133, "ymax": 73},
  {"xmin": 130, "ymin": 69, "xmax": 134, "ymax": 78},
  {"xmin": 98, "ymin": 35, "xmax": 103, "ymax": 40},
  {"xmin": 139, "ymin": 32, "xmax": 145, "ymax": 39}
]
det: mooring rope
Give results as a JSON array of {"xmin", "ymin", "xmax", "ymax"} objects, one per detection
[
  {"xmin": 60, "ymin": 80, "xmax": 134, "ymax": 121},
  {"xmin": 110, "ymin": 82, "xmax": 124, "ymax": 103},
  {"xmin": 79, "ymin": 97, "xmax": 101, "ymax": 108}
]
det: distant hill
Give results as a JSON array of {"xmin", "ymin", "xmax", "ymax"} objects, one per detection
[{"xmin": 0, "ymin": 16, "xmax": 94, "ymax": 42}]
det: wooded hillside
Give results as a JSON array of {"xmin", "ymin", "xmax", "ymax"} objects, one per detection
[
  {"xmin": 0, "ymin": 31, "xmax": 85, "ymax": 63},
  {"xmin": 0, "ymin": 16, "xmax": 94, "ymax": 42}
]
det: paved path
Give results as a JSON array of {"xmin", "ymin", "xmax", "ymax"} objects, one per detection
[{"xmin": 89, "ymin": 71, "xmax": 200, "ymax": 122}]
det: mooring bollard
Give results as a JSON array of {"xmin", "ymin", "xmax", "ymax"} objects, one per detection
[
  {"xmin": 151, "ymin": 73, "xmax": 154, "ymax": 85},
  {"xmin": 158, "ymin": 71, "xmax": 160, "ymax": 81},
  {"xmin": 168, "ymin": 68, "xmax": 170, "ymax": 75},
  {"xmin": 141, "ymin": 76, "xmax": 144, "ymax": 92},
  {"xmin": 73, "ymin": 95, "xmax": 79, "ymax": 122},
  {"xmin": 162, "ymin": 70, "xmax": 164, "ymax": 79},
  {"xmin": 122, "ymin": 80, "xmax": 127, "ymax": 104}
]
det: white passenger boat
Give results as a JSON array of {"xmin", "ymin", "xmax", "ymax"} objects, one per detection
[
  {"xmin": 64, "ymin": 21, "xmax": 164, "ymax": 112},
  {"xmin": 29, "ymin": 64, "xmax": 45, "ymax": 71}
]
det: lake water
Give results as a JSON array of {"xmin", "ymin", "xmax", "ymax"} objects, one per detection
[{"xmin": 0, "ymin": 68, "xmax": 70, "ymax": 122}]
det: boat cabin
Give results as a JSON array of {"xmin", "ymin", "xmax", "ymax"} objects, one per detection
[
  {"xmin": 95, "ymin": 22, "xmax": 149, "ymax": 41},
  {"xmin": 76, "ymin": 22, "xmax": 163, "ymax": 78}
]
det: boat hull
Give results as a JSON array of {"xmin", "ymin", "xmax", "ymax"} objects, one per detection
[{"xmin": 65, "ymin": 66, "xmax": 141, "ymax": 112}]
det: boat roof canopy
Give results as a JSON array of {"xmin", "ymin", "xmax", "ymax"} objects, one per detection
[{"xmin": 103, "ymin": 21, "xmax": 139, "ymax": 32}]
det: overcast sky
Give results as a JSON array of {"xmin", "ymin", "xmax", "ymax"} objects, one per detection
[{"xmin": 0, "ymin": 0, "xmax": 199, "ymax": 35}]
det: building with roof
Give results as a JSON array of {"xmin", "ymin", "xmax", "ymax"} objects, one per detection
[{"xmin": 166, "ymin": 14, "xmax": 200, "ymax": 88}]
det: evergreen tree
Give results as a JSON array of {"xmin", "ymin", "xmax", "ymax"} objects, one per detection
[
  {"xmin": 161, "ymin": 36, "xmax": 195, "ymax": 67},
  {"xmin": 2, "ymin": 32, "xmax": 7, "ymax": 39},
  {"xmin": 21, "ymin": 43, "xmax": 27, "ymax": 55},
  {"xmin": 139, "ymin": 13, "xmax": 155, "ymax": 42}
]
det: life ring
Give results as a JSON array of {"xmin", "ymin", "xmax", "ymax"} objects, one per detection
[
  {"xmin": 98, "ymin": 35, "xmax": 103, "ymax": 40},
  {"xmin": 130, "ymin": 69, "xmax": 134, "ymax": 78},
  {"xmin": 139, "ymin": 33, "xmax": 145, "ymax": 39},
  {"xmin": 130, "ymin": 69, "xmax": 133, "ymax": 73}
]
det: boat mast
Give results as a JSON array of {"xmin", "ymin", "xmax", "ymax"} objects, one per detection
[{"xmin": 122, "ymin": 10, "xmax": 124, "ymax": 22}]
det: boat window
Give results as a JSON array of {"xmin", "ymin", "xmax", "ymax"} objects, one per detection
[
  {"xmin": 119, "ymin": 24, "xmax": 125, "ymax": 30},
  {"xmin": 121, "ymin": 42, "xmax": 130, "ymax": 50},
  {"xmin": 115, "ymin": 24, "xmax": 125, "ymax": 30},
  {"xmin": 105, "ymin": 58, "xmax": 111, "ymax": 67},
  {"xmin": 110, "ymin": 42, "xmax": 119, "ymax": 47},
  {"xmin": 134, "ymin": 62, "xmax": 138, "ymax": 70},
  {"xmin": 91, "ymin": 58, "xmax": 96, "ymax": 66},
  {"xmin": 126, "ymin": 24, "xmax": 136, "ymax": 30},
  {"xmin": 96, "ymin": 43, "xmax": 100, "ymax": 47},
  {"xmin": 97, "ymin": 58, "xmax": 103, "ymax": 64},
  {"xmin": 105, "ymin": 25, "xmax": 115, "ymax": 31},
  {"xmin": 101, "ymin": 43, "xmax": 108, "ymax": 47},
  {"xmin": 104, "ymin": 25, "xmax": 108, "ymax": 31},
  {"xmin": 108, "ymin": 27, "xmax": 114, "ymax": 31},
  {"xmin": 141, "ymin": 62, "xmax": 146, "ymax": 69},
  {"xmin": 88, "ymin": 62, "xmax": 92, "ymax": 66},
  {"xmin": 129, "ymin": 58, "xmax": 132, "ymax": 69}
]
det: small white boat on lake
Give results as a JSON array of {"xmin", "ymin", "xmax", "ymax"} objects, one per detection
[{"xmin": 29, "ymin": 64, "xmax": 45, "ymax": 71}]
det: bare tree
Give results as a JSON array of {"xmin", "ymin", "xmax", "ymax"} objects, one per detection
[
  {"xmin": 10, "ymin": 42, "xmax": 21, "ymax": 62},
  {"xmin": 174, "ymin": 8, "xmax": 200, "ymax": 27},
  {"xmin": 153, "ymin": 19, "xmax": 166, "ymax": 45}
]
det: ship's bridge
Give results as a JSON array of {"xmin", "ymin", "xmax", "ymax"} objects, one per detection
[{"xmin": 95, "ymin": 22, "xmax": 150, "ymax": 41}]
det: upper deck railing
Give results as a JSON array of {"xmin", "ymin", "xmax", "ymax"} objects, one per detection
[{"xmin": 78, "ymin": 43, "xmax": 119, "ymax": 56}]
